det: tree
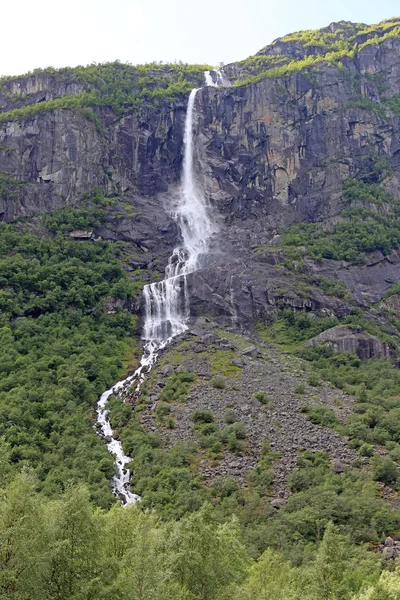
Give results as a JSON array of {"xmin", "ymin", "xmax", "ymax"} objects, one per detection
[
  {"xmin": 0, "ymin": 471, "xmax": 47, "ymax": 600},
  {"xmin": 235, "ymin": 548, "xmax": 304, "ymax": 600},
  {"xmin": 166, "ymin": 504, "xmax": 249, "ymax": 600},
  {"xmin": 44, "ymin": 484, "xmax": 99, "ymax": 600},
  {"xmin": 309, "ymin": 522, "xmax": 380, "ymax": 600}
]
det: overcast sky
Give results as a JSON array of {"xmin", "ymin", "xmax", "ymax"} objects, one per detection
[{"xmin": 1, "ymin": 0, "xmax": 399, "ymax": 76}]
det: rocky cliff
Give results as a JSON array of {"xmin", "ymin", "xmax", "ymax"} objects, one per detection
[
  {"xmin": 2, "ymin": 19, "xmax": 400, "ymax": 328},
  {"xmin": 3, "ymin": 18, "xmax": 400, "ymax": 520}
]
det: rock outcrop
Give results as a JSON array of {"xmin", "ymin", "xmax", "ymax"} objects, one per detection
[
  {"xmin": 304, "ymin": 324, "xmax": 398, "ymax": 361},
  {"xmin": 2, "ymin": 21, "xmax": 400, "ymax": 330}
]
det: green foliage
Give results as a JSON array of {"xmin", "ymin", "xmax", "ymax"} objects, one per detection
[
  {"xmin": 159, "ymin": 371, "xmax": 195, "ymax": 403},
  {"xmin": 283, "ymin": 180, "xmax": 400, "ymax": 262},
  {"xmin": 192, "ymin": 409, "xmax": 214, "ymax": 424},
  {"xmin": 224, "ymin": 409, "xmax": 238, "ymax": 424},
  {"xmin": 300, "ymin": 344, "xmax": 400, "ymax": 455},
  {"xmin": 155, "ymin": 401, "xmax": 171, "ymax": 417},
  {"xmin": 0, "ymin": 61, "xmax": 213, "ymax": 123},
  {"xmin": 233, "ymin": 18, "xmax": 400, "ymax": 87},
  {"xmin": 0, "ymin": 172, "xmax": 26, "ymax": 202},
  {"xmin": 42, "ymin": 197, "xmax": 108, "ymax": 232},
  {"xmin": 254, "ymin": 391, "xmax": 269, "ymax": 404},
  {"xmin": 383, "ymin": 93, "xmax": 400, "ymax": 115},
  {"xmin": 0, "ymin": 472, "xmax": 393, "ymax": 600},
  {"xmin": 301, "ymin": 404, "xmax": 341, "ymax": 428},
  {"xmin": 212, "ymin": 376, "xmax": 226, "ymax": 389},
  {"xmin": 359, "ymin": 443, "xmax": 375, "ymax": 457},
  {"xmin": 0, "ymin": 218, "xmax": 137, "ymax": 506},
  {"xmin": 263, "ymin": 309, "xmax": 339, "ymax": 345},
  {"xmin": 371, "ymin": 455, "xmax": 399, "ymax": 487}
]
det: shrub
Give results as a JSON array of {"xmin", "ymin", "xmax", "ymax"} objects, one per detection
[
  {"xmin": 197, "ymin": 422, "xmax": 218, "ymax": 436},
  {"xmin": 295, "ymin": 384, "xmax": 305, "ymax": 395},
  {"xmin": 159, "ymin": 372, "xmax": 195, "ymax": 403},
  {"xmin": 372, "ymin": 456, "xmax": 399, "ymax": 486},
  {"xmin": 212, "ymin": 377, "xmax": 226, "ymax": 390},
  {"xmin": 254, "ymin": 391, "xmax": 269, "ymax": 404},
  {"xmin": 224, "ymin": 409, "xmax": 237, "ymax": 424},
  {"xmin": 227, "ymin": 434, "xmax": 244, "ymax": 453},
  {"xmin": 359, "ymin": 443, "xmax": 374, "ymax": 457},
  {"xmin": 155, "ymin": 402, "xmax": 171, "ymax": 417},
  {"xmin": 192, "ymin": 409, "xmax": 214, "ymax": 424},
  {"xmin": 221, "ymin": 423, "xmax": 247, "ymax": 441},
  {"xmin": 308, "ymin": 373, "xmax": 321, "ymax": 387},
  {"xmin": 248, "ymin": 466, "xmax": 274, "ymax": 494},
  {"xmin": 301, "ymin": 405, "xmax": 340, "ymax": 428}
]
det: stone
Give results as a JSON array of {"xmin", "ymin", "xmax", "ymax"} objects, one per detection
[
  {"xmin": 270, "ymin": 499, "xmax": 286, "ymax": 509},
  {"xmin": 160, "ymin": 364, "xmax": 174, "ymax": 376},
  {"xmin": 200, "ymin": 333, "xmax": 217, "ymax": 345},
  {"xmin": 232, "ymin": 359, "xmax": 244, "ymax": 368},
  {"xmin": 332, "ymin": 460, "xmax": 346, "ymax": 474},
  {"xmin": 241, "ymin": 346, "xmax": 259, "ymax": 358},
  {"xmin": 382, "ymin": 547, "xmax": 395, "ymax": 559},
  {"xmin": 69, "ymin": 230, "xmax": 94, "ymax": 239},
  {"xmin": 304, "ymin": 326, "xmax": 398, "ymax": 362},
  {"xmin": 385, "ymin": 536, "xmax": 395, "ymax": 547}
]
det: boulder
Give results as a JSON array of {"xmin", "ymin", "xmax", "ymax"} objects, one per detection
[{"xmin": 160, "ymin": 364, "xmax": 174, "ymax": 376}]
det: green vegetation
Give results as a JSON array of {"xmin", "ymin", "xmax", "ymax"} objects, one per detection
[
  {"xmin": 2, "ymin": 470, "xmax": 398, "ymax": 600},
  {"xmin": 301, "ymin": 404, "xmax": 341, "ymax": 428},
  {"xmin": 192, "ymin": 409, "xmax": 214, "ymax": 424},
  {"xmin": 42, "ymin": 191, "xmax": 110, "ymax": 232},
  {"xmin": 212, "ymin": 376, "xmax": 226, "ymax": 389},
  {"xmin": 0, "ymin": 61, "xmax": 213, "ymax": 123},
  {"xmin": 254, "ymin": 391, "xmax": 269, "ymax": 404},
  {"xmin": 159, "ymin": 371, "xmax": 195, "ymax": 403},
  {"xmin": 234, "ymin": 18, "xmax": 400, "ymax": 87},
  {"xmin": 284, "ymin": 179, "xmax": 400, "ymax": 262},
  {"xmin": 261, "ymin": 305, "xmax": 400, "ymax": 471},
  {"xmin": 0, "ymin": 215, "xmax": 139, "ymax": 507},
  {"xmin": 0, "ymin": 172, "xmax": 27, "ymax": 201}
]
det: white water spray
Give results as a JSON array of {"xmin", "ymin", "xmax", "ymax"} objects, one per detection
[
  {"xmin": 142, "ymin": 87, "xmax": 217, "ymax": 344},
  {"xmin": 96, "ymin": 72, "xmax": 224, "ymax": 504},
  {"xmin": 204, "ymin": 69, "xmax": 230, "ymax": 87}
]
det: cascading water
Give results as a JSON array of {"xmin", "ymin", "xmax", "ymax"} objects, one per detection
[
  {"xmin": 96, "ymin": 71, "xmax": 223, "ymax": 504},
  {"xmin": 204, "ymin": 69, "xmax": 230, "ymax": 87},
  {"xmin": 142, "ymin": 86, "xmax": 217, "ymax": 345}
]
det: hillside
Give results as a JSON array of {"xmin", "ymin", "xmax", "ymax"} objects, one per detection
[{"xmin": 0, "ymin": 17, "xmax": 400, "ymax": 599}]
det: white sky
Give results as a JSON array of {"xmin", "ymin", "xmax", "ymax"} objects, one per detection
[{"xmin": 1, "ymin": 0, "xmax": 399, "ymax": 76}]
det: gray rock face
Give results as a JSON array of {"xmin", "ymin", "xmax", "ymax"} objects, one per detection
[
  {"xmin": 1, "ymin": 37, "xmax": 400, "ymax": 231},
  {"xmin": 304, "ymin": 325, "xmax": 397, "ymax": 361},
  {"xmin": 2, "ymin": 34, "xmax": 400, "ymax": 331},
  {"xmin": 0, "ymin": 102, "xmax": 185, "ymax": 221}
]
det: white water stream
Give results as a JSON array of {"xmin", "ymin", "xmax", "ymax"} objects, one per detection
[{"xmin": 96, "ymin": 70, "xmax": 226, "ymax": 504}]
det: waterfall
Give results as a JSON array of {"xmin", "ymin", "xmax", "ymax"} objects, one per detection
[
  {"xmin": 96, "ymin": 71, "xmax": 223, "ymax": 505},
  {"xmin": 143, "ymin": 87, "xmax": 217, "ymax": 345},
  {"xmin": 204, "ymin": 69, "xmax": 230, "ymax": 87}
]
